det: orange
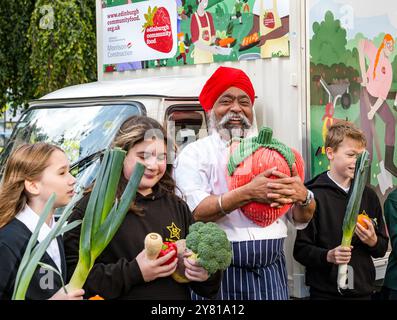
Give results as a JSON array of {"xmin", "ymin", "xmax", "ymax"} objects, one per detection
[
  {"xmin": 88, "ymin": 295, "xmax": 104, "ymax": 300},
  {"xmin": 357, "ymin": 212, "xmax": 370, "ymax": 229}
]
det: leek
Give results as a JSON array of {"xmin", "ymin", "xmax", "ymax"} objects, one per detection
[
  {"xmin": 337, "ymin": 150, "xmax": 370, "ymax": 290},
  {"xmin": 12, "ymin": 192, "xmax": 82, "ymax": 300},
  {"xmin": 68, "ymin": 148, "xmax": 144, "ymax": 290}
]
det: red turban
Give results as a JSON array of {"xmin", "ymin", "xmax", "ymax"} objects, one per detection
[{"xmin": 199, "ymin": 66, "xmax": 255, "ymax": 112}]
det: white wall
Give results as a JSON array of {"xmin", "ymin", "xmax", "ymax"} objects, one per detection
[{"xmin": 96, "ymin": 0, "xmax": 310, "ymax": 297}]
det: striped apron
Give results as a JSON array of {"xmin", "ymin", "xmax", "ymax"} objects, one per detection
[{"xmin": 191, "ymin": 238, "xmax": 289, "ymax": 300}]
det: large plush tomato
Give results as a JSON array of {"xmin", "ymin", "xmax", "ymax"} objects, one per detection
[{"xmin": 227, "ymin": 127, "xmax": 305, "ymax": 227}]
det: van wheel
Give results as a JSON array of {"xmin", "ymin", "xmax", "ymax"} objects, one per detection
[{"xmin": 341, "ymin": 93, "xmax": 351, "ymax": 109}]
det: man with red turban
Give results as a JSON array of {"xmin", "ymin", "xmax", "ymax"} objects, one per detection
[{"xmin": 174, "ymin": 66, "xmax": 315, "ymax": 300}]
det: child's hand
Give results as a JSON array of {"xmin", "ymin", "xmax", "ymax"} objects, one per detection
[
  {"xmin": 136, "ymin": 248, "xmax": 177, "ymax": 282},
  {"xmin": 183, "ymin": 251, "xmax": 209, "ymax": 282},
  {"xmin": 326, "ymin": 245, "xmax": 352, "ymax": 265},
  {"xmin": 49, "ymin": 286, "xmax": 84, "ymax": 300},
  {"xmin": 355, "ymin": 219, "xmax": 378, "ymax": 247}
]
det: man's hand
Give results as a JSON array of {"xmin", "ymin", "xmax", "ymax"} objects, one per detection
[
  {"xmin": 327, "ymin": 245, "xmax": 352, "ymax": 265},
  {"xmin": 355, "ymin": 219, "xmax": 378, "ymax": 247},
  {"xmin": 266, "ymin": 163, "xmax": 307, "ymax": 208},
  {"xmin": 244, "ymin": 167, "xmax": 278, "ymax": 203}
]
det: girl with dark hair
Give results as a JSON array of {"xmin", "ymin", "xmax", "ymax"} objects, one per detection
[{"xmin": 64, "ymin": 116, "xmax": 221, "ymax": 300}]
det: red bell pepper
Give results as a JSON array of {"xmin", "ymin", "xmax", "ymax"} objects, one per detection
[{"xmin": 158, "ymin": 242, "xmax": 177, "ymax": 265}]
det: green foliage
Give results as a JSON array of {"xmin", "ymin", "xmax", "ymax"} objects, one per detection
[
  {"xmin": 215, "ymin": 4, "xmax": 225, "ymax": 17},
  {"xmin": 186, "ymin": 222, "xmax": 232, "ymax": 275},
  {"xmin": 346, "ymin": 32, "xmax": 365, "ymax": 51},
  {"xmin": 0, "ymin": 0, "xmax": 97, "ymax": 116},
  {"xmin": 0, "ymin": 0, "xmax": 36, "ymax": 115},
  {"xmin": 28, "ymin": 0, "xmax": 97, "ymax": 98},
  {"xmin": 392, "ymin": 55, "xmax": 397, "ymax": 84},
  {"xmin": 310, "ymin": 11, "xmax": 348, "ymax": 66}
]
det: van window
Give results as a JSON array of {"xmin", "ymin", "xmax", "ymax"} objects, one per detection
[
  {"xmin": 166, "ymin": 108, "xmax": 208, "ymax": 157},
  {"xmin": 0, "ymin": 103, "xmax": 141, "ymax": 190}
]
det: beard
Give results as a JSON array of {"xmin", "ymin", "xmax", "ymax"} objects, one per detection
[{"xmin": 208, "ymin": 109, "xmax": 252, "ymax": 140}]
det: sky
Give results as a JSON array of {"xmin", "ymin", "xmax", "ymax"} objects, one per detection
[{"xmin": 309, "ymin": 0, "xmax": 397, "ymax": 40}]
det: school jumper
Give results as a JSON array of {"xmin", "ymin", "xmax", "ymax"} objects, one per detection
[
  {"xmin": 0, "ymin": 206, "xmax": 66, "ymax": 300},
  {"xmin": 294, "ymin": 171, "xmax": 389, "ymax": 299},
  {"xmin": 63, "ymin": 186, "xmax": 221, "ymax": 300}
]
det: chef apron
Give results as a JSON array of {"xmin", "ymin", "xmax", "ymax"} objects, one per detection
[
  {"xmin": 192, "ymin": 12, "xmax": 214, "ymax": 64},
  {"xmin": 260, "ymin": 0, "xmax": 289, "ymax": 58},
  {"xmin": 191, "ymin": 238, "xmax": 289, "ymax": 300}
]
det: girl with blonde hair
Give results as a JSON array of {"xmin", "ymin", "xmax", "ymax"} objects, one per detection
[{"xmin": 0, "ymin": 142, "xmax": 84, "ymax": 300}]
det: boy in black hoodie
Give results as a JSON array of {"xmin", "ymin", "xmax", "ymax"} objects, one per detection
[{"xmin": 293, "ymin": 121, "xmax": 388, "ymax": 299}]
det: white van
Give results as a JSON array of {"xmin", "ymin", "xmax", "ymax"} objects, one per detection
[{"xmin": 0, "ymin": 0, "xmax": 389, "ymax": 298}]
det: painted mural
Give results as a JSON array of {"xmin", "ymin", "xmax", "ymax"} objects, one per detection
[
  {"xmin": 309, "ymin": 0, "xmax": 397, "ymax": 200},
  {"xmin": 102, "ymin": 0, "xmax": 290, "ymax": 72}
]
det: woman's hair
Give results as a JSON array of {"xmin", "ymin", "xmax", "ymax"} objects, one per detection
[
  {"xmin": 92, "ymin": 115, "xmax": 177, "ymax": 216},
  {"xmin": 0, "ymin": 143, "xmax": 63, "ymax": 228},
  {"xmin": 373, "ymin": 33, "xmax": 394, "ymax": 80}
]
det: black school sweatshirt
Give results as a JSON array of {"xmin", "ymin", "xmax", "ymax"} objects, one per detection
[
  {"xmin": 293, "ymin": 172, "xmax": 388, "ymax": 299},
  {"xmin": 63, "ymin": 186, "xmax": 221, "ymax": 300}
]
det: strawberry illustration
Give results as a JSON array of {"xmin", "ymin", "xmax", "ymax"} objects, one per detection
[
  {"xmin": 264, "ymin": 11, "xmax": 275, "ymax": 29},
  {"xmin": 142, "ymin": 6, "xmax": 173, "ymax": 53}
]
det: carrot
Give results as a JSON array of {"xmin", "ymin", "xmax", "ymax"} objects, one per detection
[{"xmin": 219, "ymin": 37, "xmax": 235, "ymax": 47}]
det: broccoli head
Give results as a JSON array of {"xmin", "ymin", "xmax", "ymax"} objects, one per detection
[{"xmin": 186, "ymin": 222, "xmax": 232, "ymax": 275}]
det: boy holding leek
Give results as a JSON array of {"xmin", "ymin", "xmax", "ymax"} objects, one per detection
[{"xmin": 293, "ymin": 121, "xmax": 388, "ymax": 299}]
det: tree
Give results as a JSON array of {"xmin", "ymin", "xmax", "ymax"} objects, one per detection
[
  {"xmin": 0, "ymin": 0, "xmax": 36, "ymax": 115},
  {"xmin": 310, "ymin": 11, "xmax": 348, "ymax": 67},
  {"xmin": 28, "ymin": 0, "xmax": 97, "ymax": 98}
]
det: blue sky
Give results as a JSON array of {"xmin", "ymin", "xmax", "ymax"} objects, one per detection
[{"xmin": 309, "ymin": 0, "xmax": 397, "ymax": 40}]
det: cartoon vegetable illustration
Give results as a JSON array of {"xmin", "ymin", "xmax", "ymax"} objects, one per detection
[
  {"xmin": 214, "ymin": 22, "xmax": 236, "ymax": 48},
  {"xmin": 142, "ymin": 6, "xmax": 173, "ymax": 53},
  {"xmin": 218, "ymin": 37, "xmax": 236, "ymax": 48},
  {"xmin": 241, "ymin": 32, "xmax": 259, "ymax": 47},
  {"xmin": 337, "ymin": 151, "xmax": 370, "ymax": 291},
  {"xmin": 171, "ymin": 222, "xmax": 232, "ymax": 283},
  {"xmin": 227, "ymin": 127, "xmax": 305, "ymax": 227}
]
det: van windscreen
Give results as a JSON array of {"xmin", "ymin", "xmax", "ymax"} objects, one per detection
[{"xmin": 0, "ymin": 103, "xmax": 141, "ymax": 189}]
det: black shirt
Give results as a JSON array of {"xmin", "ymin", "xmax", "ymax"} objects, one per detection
[
  {"xmin": 293, "ymin": 172, "xmax": 389, "ymax": 298},
  {"xmin": 63, "ymin": 186, "xmax": 221, "ymax": 300},
  {"xmin": 0, "ymin": 219, "xmax": 66, "ymax": 300}
]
